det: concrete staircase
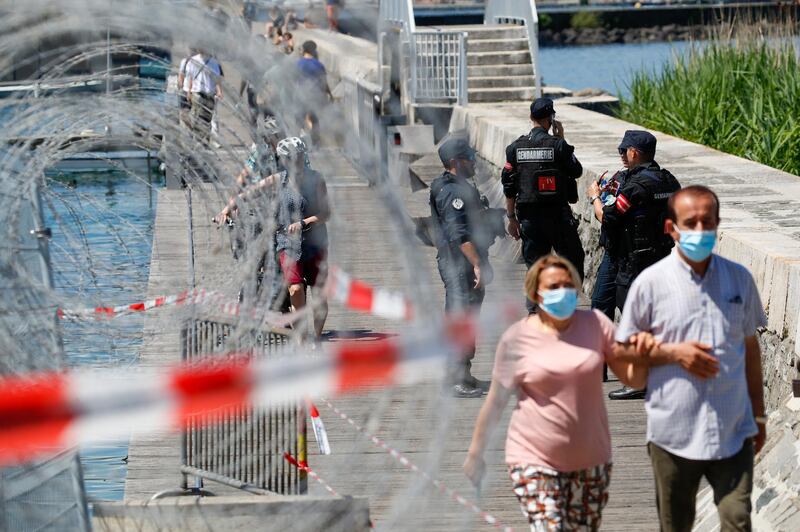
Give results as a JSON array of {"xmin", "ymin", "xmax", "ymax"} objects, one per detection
[
  {"xmin": 419, "ymin": 24, "xmax": 537, "ymax": 103},
  {"xmin": 459, "ymin": 25, "xmax": 537, "ymax": 103}
]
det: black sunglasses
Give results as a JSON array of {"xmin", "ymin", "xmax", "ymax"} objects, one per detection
[{"xmin": 618, "ymin": 148, "xmax": 626, "ymax": 155}]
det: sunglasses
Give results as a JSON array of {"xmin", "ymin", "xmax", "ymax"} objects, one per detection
[{"xmin": 618, "ymin": 148, "xmax": 627, "ymax": 155}]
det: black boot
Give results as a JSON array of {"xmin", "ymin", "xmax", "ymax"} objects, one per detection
[
  {"xmin": 464, "ymin": 374, "xmax": 490, "ymax": 394},
  {"xmin": 451, "ymin": 382, "xmax": 484, "ymax": 398},
  {"xmin": 608, "ymin": 386, "xmax": 646, "ymax": 400}
]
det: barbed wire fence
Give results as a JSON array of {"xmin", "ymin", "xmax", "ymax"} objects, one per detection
[{"xmin": 0, "ymin": 1, "xmax": 524, "ymax": 530}]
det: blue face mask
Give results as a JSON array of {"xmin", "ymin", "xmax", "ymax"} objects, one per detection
[
  {"xmin": 677, "ymin": 230, "xmax": 717, "ymax": 262},
  {"xmin": 538, "ymin": 288, "xmax": 578, "ymax": 320}
]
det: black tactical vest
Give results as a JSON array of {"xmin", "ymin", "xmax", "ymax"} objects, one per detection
[
  {"xmin": 514, "ymin": 133, "xmax": 566, "ymax": 206},
  {"xmin": 620, "ymin": 165, "xmax": 681, "ymax": 272}
]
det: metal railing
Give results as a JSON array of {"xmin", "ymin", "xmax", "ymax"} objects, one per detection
[
  {"xmin": 337, "ymin": 70, "xmax": 387, "ymax": 182},
  {"xmin": 411, "ymin": 31, "xmax": 469, "ymax": 105},
  {"xmin": 485, "ymin": 0, "xmax": 542, "ymax": 98},
  {"xmin": 379, "ymin": 0, "xmax": 469, "ymax": 105},
  {"xmin": 178, "ymin": 317, "xmax": 307, "ymax": 495}
]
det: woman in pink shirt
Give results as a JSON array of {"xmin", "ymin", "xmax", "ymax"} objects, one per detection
[{"xmin": 464, "ymin": 254, "xmax": 648, "ymax": 531}]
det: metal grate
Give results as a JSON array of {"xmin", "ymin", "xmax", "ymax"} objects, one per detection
[
  {"xmin": 411, "ymin": 31, "xmax": 468, "ymax": 105},
  {"xmin": 180, "ymin": 318, "xmax": 307, "ymax": 495}
]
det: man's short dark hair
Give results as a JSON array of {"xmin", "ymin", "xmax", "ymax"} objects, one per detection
[{"xmin": 667, "ymin": 185, "xmax": 720, "ymax": 222}]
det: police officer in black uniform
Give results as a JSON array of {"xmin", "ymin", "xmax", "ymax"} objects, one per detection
[
  {"xmin": 430, "ymin": 134, "xmax": 494, "ymax": 398},
  {"xmin": 600, "ymin": 130, "xmax": 681, "ymax": 400},
  {"xmin": 502, "ymin": 97, "xmax": 585, "ymax": 312},
  {"xmin": 588, "ymin": 145, "xmax": 631, "ymax": 381}
]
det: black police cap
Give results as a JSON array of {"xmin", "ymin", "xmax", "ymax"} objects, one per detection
[
  {"xmin": 530, "ymin": 97, "xmax": 555, "ymax": 119},
  {"xmin": 438, "ymin": 134, "xmax": 476, "ymax": 166},
  {"xmin": 618, "ymin": 130, "xmax": 657, "ymax": 156}
]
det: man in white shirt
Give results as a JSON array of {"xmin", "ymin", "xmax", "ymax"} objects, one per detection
[
  {"xmin": 184, "ymin": 50, "xmax": 223, "ymax": 145},
  {"xmin": 617, "ymin": 185, "xmax": 767, "ymax": 531}
]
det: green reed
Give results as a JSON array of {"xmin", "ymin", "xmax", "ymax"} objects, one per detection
[{"xmin": 617, "ymin": 31, "xmax": 800, "ymax": 176}]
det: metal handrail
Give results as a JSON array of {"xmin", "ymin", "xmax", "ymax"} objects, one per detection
[
  {"xmin": 410, "ymin": 30, "xmax": 469, "ymax": 106},
  {"xmin": 379, "ymin": 0, "xmax": 468, "ymax": 106},
  {"xmin": 484, "ymin": 0, "xmax": 542, "ymax": 98}
]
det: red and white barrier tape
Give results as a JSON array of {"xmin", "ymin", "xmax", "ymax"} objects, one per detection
[
  {"xmin": 284, "ymin": 452, "xmax": 340, "ymax": 497},
  {"xmin": 57, "ymin": 288, "xmax": 227, "ymax": 319},
  {"xmin": 0, "ymin": 320, "xmax": 463, "ymax": 465},
  {"xmin": 326, "ymin": 267, "xmax": 413, "ymax": 321},
  {"xmin": 57, "ymin": 266, "xmax": 411, "ymax": 325},
  {"xmin": 321, "ymin": 398, "xmax": 512, "ymax": 531},
  {"xmin": 284, "ymin": 452, "xmax": 376, "ymax": 529},
  {"xmin": 307, "ymin": 400, "xmax": 331, "ymax": 455}
]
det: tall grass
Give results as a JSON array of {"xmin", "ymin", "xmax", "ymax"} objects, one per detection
[{"xmin": 617, "ymin": 26, "xmax": 800, "ymax": 176}]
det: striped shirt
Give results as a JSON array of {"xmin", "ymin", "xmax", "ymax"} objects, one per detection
[{"xmin": 616, "ymin": 250, "xmax": 766, "ymax": 460}]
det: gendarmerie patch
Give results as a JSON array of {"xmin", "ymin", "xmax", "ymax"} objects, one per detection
[{"xmin": 516, "ymin": 147, "xmax": 554, "ymax": 163}]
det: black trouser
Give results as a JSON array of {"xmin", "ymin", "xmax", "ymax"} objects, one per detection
[
  {"xmin": 519, "ymin": 204, "xmax": 585, "ymax": 312},
  {"xmin": 436, "ymin": 249, "xmax": 485, "ymax": 383}
]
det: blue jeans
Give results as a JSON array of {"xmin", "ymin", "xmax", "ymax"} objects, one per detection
[{"xmin": 591, "ymin": 251, "xmax": 618, "ymax": 321}]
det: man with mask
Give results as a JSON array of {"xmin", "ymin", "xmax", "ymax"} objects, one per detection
[
  {"xmin": 502, "ymin": 97, "xmax": 584, "ymax": 312},
  {"xmin": 614, "ymin": 185, "xmax": 766, "ymax": 531},
  {"xmin": 600, "ymin": 130, "xmax": 681, "ymax": 400},
  {"xmin": 430, "ymin": 133, "xmax": 494, "ymax": 398}
]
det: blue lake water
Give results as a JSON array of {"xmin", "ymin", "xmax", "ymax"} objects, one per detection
[
  {"xmin": 538, "ymin": 37, "xmax": 800, "ymax": 97},
  {"xmin": 46, "ymin": 169, "xmax": 161, "ymax": 501},
  {"xmin": 538, "ymin": 40, "xmax": 695, "ymax": 98}
]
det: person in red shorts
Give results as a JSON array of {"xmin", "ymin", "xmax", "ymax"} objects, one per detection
[
  {"xmin": 214, "ymin": 136, "xmax": 330, "ymax": 339},
  {"xmin": 273, "ymin": 137, "xmax": 330, "ymax": 339}
]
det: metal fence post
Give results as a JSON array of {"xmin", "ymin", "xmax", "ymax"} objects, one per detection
[
  {"xmin": 459, "ymin": 32, "xmax": 469, "ymax": 106},
  {"xmin": 409, "ymin": 35, "xmax": 418, "ymax": 104}
]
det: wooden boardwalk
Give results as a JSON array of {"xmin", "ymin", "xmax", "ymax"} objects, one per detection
[
  {"xmin": 124, "ymin": 140, "xmax": 658, "ymax": 528},
  {"xmin": 123, "ymin": 52, "xmax": 658, "ymax": 528}
]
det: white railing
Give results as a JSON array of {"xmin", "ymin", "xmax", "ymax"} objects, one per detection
[
  {"xmin": 484, "ymin": 0, "xmax": 542, "ymax": 98},
  {"xmin": 379, "ymin": 0, "xmax": 469, "ymax": 106},
  {"xmin": 411, "ymin": 31, "xmax": 468, "ymax": 105}
]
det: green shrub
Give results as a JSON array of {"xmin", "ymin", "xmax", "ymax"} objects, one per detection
[
  {"xmin": 617, "ymin": 36, "xmax": 800, "ymax": 176},
  {"xmin": 539, "ymin": 13, "xmax": 552, "ymax": 30},
  {"xmin": 570, "ymin": 11, "xmax": 601, "ymax": 30}
]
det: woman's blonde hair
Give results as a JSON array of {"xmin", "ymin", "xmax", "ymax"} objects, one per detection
[{"xmin": 524, "ymin": 254, "xmax": 582, "ymax": 300}]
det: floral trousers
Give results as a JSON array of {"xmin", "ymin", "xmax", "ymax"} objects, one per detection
[{"xmin": 509, "ymin": 463, "xmax": 612, "ymax": 532}]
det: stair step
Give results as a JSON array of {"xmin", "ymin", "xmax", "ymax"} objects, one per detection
[
  {"xmin": 468, "ymin": 87, "xmax": 536, "ymax": 102},
  {"xmin": 468, "ymin": 75, "xmax": 536, "ymax": 89},
  {"xmin": 467, "ymin": 38, "xmax": 529, "ymax": 53},
  {"xmin": 468, "ymin": 64, "xmax": 535, "ymax": 77},
  {"xmin": 467, "ymin": 50, "xmax": 531, "ymax": 66},
  {"xmin": 421, "ymin": 24, "xmax": 528, "ymax": 41}
]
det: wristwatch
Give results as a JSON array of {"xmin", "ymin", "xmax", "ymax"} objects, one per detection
[
  {"xmin": 505, "ymin": 212, "xmax": 516, "ymax": 220},
  {"xmin": 589, "ymin": 195, "xmax": 600, "ymax": 204},
  {"xmin": 300, "ymin": 220, "xmax": 308, "ymax": 231}
]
